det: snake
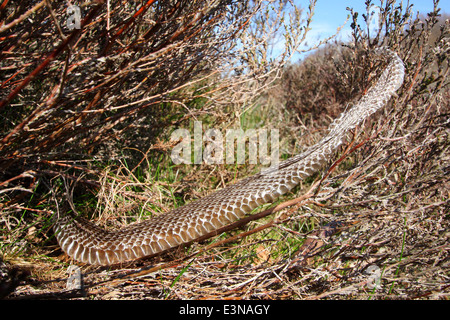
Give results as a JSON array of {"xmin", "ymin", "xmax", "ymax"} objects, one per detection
[{"xmin": 54, "ymin": 48, "xmax": 405, "ymax": 266}]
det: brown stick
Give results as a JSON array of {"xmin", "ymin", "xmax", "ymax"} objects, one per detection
[{"xmin": 0, "ymin": 4, "xmax": 103, "ymax": 112}]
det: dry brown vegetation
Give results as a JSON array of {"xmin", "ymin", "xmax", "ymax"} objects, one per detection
[{"xmin": 0, "ymin": 0, "xmax": 449, "ymax": 300}]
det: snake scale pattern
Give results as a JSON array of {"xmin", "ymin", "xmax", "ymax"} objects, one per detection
[{"xmin": 54, "ymin": 48, "xmax": 405, "ymax": 266}]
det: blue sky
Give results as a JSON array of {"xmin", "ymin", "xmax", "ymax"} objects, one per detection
[{"xmin": 292, "ymin": 0, "xmax": 450, "ymax": 58}]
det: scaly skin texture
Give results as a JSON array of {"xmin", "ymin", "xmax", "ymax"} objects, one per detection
[{"xmin": 54, "ymin": 48, "xmax": 405, "ymax": 266}]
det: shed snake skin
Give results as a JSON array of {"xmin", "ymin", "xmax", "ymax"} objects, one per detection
[{"xmin": 54, "ymin": 48, "xmax": 405, "ymax": 266}]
